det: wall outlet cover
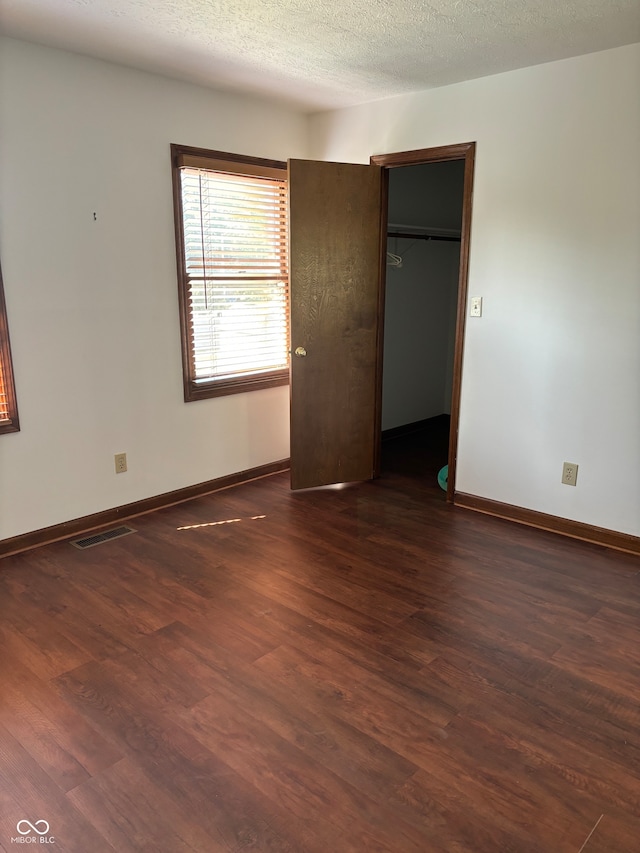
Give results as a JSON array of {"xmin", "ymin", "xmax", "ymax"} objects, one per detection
[{"xmin": 562, "ymin": 461, "xmax": 578, "ymax": 486}]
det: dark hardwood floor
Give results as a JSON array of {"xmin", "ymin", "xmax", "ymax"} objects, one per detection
[{"xmin": 1, "ymin": 424, "xmax": 639, "ymax": 851}]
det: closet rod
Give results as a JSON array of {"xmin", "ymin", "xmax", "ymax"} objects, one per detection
[{"xmin": 387, "ymin": 231, "xmax": 461, "ymax": 243}]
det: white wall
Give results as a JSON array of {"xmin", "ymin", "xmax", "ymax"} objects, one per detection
[
  {"xmin": 0, "ymin": 38, "xmax": 307, "ymax": 540},
  {"xmin": 310, "ymin": 43, "xmax": 640, "ymax": 536}
]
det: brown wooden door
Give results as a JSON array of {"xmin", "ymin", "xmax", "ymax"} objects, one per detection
[{"xmin": 288, "ymin": 159, "xmax": 383, "ymax": 490}]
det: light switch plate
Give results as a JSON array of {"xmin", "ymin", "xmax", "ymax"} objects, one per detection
[{"xmin": 470, "ymin": 296, "xmax": 482, "ymax": 317}]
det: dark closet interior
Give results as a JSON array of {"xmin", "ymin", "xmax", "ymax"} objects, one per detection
[{"xmin": 381, "ymin": 161, "xmax": 465, "ymax": 491}]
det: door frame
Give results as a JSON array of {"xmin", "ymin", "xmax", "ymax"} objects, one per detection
[{"xmin": 370, "ymin": 142, "xmax": 476, "ymax": 502}]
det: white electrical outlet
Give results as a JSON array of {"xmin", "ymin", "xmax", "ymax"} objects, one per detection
[
  {"xmin": 562, "ymin": 462, "xmax": 578, "ymax": 486},
  {"xmin": 114, "ymin": 453, "xmax": 127, "ymax": 474},
  {"xmin": 470, "ymin": 296, "xmax": 482, "ymax": 317}
]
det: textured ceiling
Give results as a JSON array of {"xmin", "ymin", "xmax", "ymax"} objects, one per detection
[{"xmin": 1, "ymin": 0, "xmax": 639, "ymax": 111}]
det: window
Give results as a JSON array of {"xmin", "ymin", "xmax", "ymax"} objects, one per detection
[
  {"xmin": 0, "ymin": 263, "xmax": 19, "ymax": 434},
  {"xmin": 171, "ymin": 145, "xmax": 289, "ymax": 401}
]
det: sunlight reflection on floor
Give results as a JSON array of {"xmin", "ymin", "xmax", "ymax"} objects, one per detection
[{"xmin": 177, "ymin": 515, "xmax": 266, "ymax": 531}]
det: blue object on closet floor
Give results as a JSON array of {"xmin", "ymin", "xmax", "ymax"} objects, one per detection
[{"xmin": 437, "ymin": 465, "xmax": 448, "ymax": 492}]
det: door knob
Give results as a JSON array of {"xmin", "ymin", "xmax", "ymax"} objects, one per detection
[{"xmin": 294, "ymin": 346, "xmax": 307, "ymax": 357}]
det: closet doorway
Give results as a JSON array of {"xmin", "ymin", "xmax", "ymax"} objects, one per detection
[{"xmin": 371, "ymin": 145, "xmax": 475, "ymax": 500}]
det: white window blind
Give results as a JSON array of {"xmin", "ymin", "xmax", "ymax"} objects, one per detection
[
  {"xmin": 0, "ymin": 263, "xmax": 19, "ymax": 434},
  {"xmin": 0, "ymin": 365, "xmax": 8, "ymax": 421},
  {"xmin": 179, "ymin": 166, "xmax": 289, "ymax": 385}
]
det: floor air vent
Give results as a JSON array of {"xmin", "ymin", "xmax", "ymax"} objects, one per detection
[{"xmin": 70, "ymin": 525, "xmax": 136, "ymax": 550}]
